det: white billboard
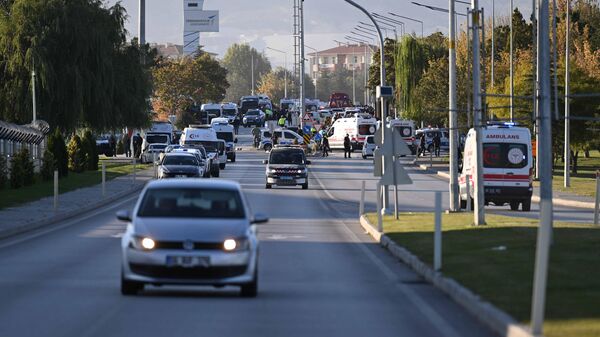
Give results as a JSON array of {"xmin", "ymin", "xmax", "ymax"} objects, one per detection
[{"xmin": 184, "ymin": 10, "xmax": 219, "ymax": 32}]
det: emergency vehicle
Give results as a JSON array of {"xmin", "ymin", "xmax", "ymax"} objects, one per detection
[
  {"xmin": 210, "ymin": 118, "xmax": 237, "ymax": 162},
  {"xmin": 460, "ymin": 123, "xmax": 533, "ymax": 211},
  {"xmin": 388, "ymin": 119, "xmax": 417, "ymax": 155},
  {"xmin": 326, "ymin": 115, "xmax": 377, "ymax": 151},
  {"xmin": 180, "ymin": 125, "xmax": 225, "ymax": 175}
]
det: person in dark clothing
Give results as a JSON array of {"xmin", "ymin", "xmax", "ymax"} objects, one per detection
[
  {"xmin": 343, "ymin": 134, "xmax": 352, "ymax": 158},
  {"xmin": 232, "ymin": 115, "xmax": 241, "ymax": 135},
  {"xmin": 133, "ymin": 133, "xmax": 142, "ymax": 158},
  {"xmin": 109, "ymin": 134, "xmax": 117, "ymax": 157},
  {"xmin": 433, "ymin": 133, "xmax": 441, "ymax": 157},
  {"xmin": 322, "ymin": 136, "xmax": 330, "ymax": 157},
  {"xmin": 272, "ymin": 133, "xmax": 279, "ymax": 146},
  {"xmin": 419, "ymin": 133, "xmax": 427, "ymax": 157},
  {"xmin": 122, "ymin": 134, "xmax": 131, "ymax": 157}
]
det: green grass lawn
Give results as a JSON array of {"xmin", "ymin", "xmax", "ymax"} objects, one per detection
[
  {"xmin": 0, "ymin": 161, "xmax": 150, "ymax": 210},
  {"xmin": 537, "ymin": 150, "xmax": 600, "ymax": 198},
  {"xmin": 366, "ymin": 212, "xmax": 600, "ymax": 337}
]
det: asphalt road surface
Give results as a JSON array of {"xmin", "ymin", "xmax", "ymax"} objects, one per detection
[{"xmin": 0, "ymin": 127, "xmax": 590, "ymax": 337}]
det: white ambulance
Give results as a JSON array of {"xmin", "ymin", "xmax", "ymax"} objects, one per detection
[
  {"xmin": 210, "ymin": 118, "xmax": 237, "ymax": 162},
  {"xmin": 326, "ymin": 115, "xmax": 378, "ymax": 151},
  {"xmin": 460, "ymin": 123, "xmax": 533, "ymax": 211},
  {"xmin": 388, "ymin": 119, "xmax": 417, "ymax": 155}
]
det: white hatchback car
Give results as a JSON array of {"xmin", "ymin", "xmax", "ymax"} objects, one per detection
[
  {"xmin": 362, "ymin": 135, "xmax": 376, "ymax": 159},
  {"xmin": 118, "ymin": 179, "xmax": 268, "ymax": 297}
]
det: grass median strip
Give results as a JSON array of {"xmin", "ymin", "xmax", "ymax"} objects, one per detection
[
  {"xmin": 366, "ymin": 212, "xmax": 600, "ymax": 337},
  {"xmin": 0, "ymin": 161, "xmax": 150, "ymax": 210}
]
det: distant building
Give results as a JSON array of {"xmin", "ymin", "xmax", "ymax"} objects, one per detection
[
  {"xmin": 150, "ymin": 43, "xmax": 184, "ymax": 60},
  {"xmin": 307, "ymin": 44, "xmax": 376, "ymax": 79}
]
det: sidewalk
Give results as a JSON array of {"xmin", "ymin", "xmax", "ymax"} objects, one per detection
[
  {"xmin": 412, "ymin": 156, "xmax": 597, "ymax": 209},
  {"xmin": 0, "ymin": 168, "xmax": 154, "ymax": 240}
]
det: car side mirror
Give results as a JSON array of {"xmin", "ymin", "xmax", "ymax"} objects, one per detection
[
  {"xmin": 306, "ymin": 160, "xmax": 311, "ymax": 165},
  {"xmin": 116, "ymin": 210, "xmax": 131, "ymax": 222},
  {"xmin": 262, "ymin": 159, "xmax": 269, "ymax": 164},
  {"xmin": 251, "ymin": 213, "xmax": 269, "ymax": 224}
]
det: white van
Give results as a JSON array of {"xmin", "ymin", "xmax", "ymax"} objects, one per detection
[
  {"xmin": 211, "ymin": 118, "xmax": 237, "ymax": 162},
  {"xmin": 180, "ymin": 125, "xmax": 226, "ymax": 173},
  {"xmin": 460, "ymin": 123, "xmax": 533, "ymax": 211},
  {"xmin": 326, "ymin": 115, "xmax": 377, "ymax": 151},
  {"xmin": 221, "ymin": 103, "xmax": 239, "ymax": 124},
  {"xmin": 388, "ymin": 119, "xmax": 416, "ymax": 155},
  {"xmin": 200, "ymin": 103, "xmax": 222, "ymax": 124}
]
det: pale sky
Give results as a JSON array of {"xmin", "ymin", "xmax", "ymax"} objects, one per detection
[{"xmin": 105, "ymin": 0, "xmax": 533, "ymax": 67}]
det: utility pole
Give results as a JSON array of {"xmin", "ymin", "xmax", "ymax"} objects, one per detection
[
  {"xmin": 531, "ymin": 0, "xmax": 553, "ymax": 334},
  {"xmin": 564, "ymin": 0, "xmax": 571, "ymax": 187},
  {"xmin": 299, "ymin": 0, "xmax": 305, "ymax": 128},
  {"xmin": 31, "ymin": 59, "xmax": 37, "ymax": 123},
  {"xmin": 139, "ymin": 0, "xmax": 145, "ymax": 64},
  {"xmin": 509, "ymin": 0, "xmax": 514, "ymax": 122},
  {"xmin": 471, "ymin": 0, "xmax": 485, "ymax": 225},
  {"xmin": 449, "ymin": 0, "xmax": 459, "ymax": 212},
  {"xmin": 251, "ymin": 52, "xmax": 255, "ymax": 95},
  {"xmin": 491, "ymin": 0, "xmax": 495, "ymax": 88}
]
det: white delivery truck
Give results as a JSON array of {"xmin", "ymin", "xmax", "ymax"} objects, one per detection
[
  {"xmin": 389, "ymin": 119, "xmax": 417, "ymax": 155},
  {"xmin": 326, "ymin": 115, "xmax": 378, "ymax": 151},
  {"xmin": 460, "ymin": 123, "xmax": 533, "ymax": 211},
  {"xmin": 180, "ymin": 125, "xmax": 226, "ymax": 176},
  {"xmin": 211, "ymin": 118, "xmax": 237, "ymax": 162}
]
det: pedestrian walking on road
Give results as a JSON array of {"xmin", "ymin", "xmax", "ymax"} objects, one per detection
[
  {"xmin": 433, "ymin": 133, "xmax": 441, "ymax": 157},
  {"xmin": 322, "ymin": 136, "xmax": 330, "ymax": 157},
  {"xmin": 232, "ymin": 115, "xmax": 241, "ymax": 135},
  {"xmin": 122, "ymin": 134, "xmax": 131, "ymax": 157},
  {"xmin": 419, "ymin": 133, "xmax": 427, "ymax": 157},
  {"xmin": 278, "ymin": 115, "xmax": 286, "ymax": 128},
  {"xmin": 343, "ymin": 134, "xmax": 352, "ymax": 159}
]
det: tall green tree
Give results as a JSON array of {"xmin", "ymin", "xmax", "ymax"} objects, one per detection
[
  {"xmin": 222, "ymin": 44, "xmax": 271, "ymax": 102},
  {"xmin": 152, "ymin": 49, "xmax": 229, "ymax": 120},
  {"xmin": 0, "ymin": 0, "xmax": 152, "ymax": 131}
]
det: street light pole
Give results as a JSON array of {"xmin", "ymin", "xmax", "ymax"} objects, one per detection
[
  {"xmin": 266, "ymin": 47, "xmax": 289, "ymax": 98},
  {"xmin": 509, "ymin": 0, "xmax": 514, "ymax": 121},
  {"xmin": 139, "ymin": 0, "xmax": 145, "ymax": 64},
  {"xmin": 449, "ymin": 0, "xmax": 459, "ymax": 212},
  {"xmin": 564, "ymin": 0, "xmax": 571, "ymax": 187},
  {"xmin": 471, "ymin": 0, "xmax": 485, "ymax": 225},
  {"xmin": 31, "ymin": 59, "xmax": 37, "ymax": 123},
  {"xmin": 531, "ymin": 0, "xmax": 553, "ymax": 333},
  {"xmin": 388, "ymin": 12, "xmax": 424, "ymax": 38},
  {"xmin": 491, "ymin": 0, "xmax": 495, "ymax": 88},
  {"xmin": 299, "ymin": 0, "xmax": 305, "ymax": 127},
  {"xmin": 305, "ymin": 45, "xmax": 319, "ymax": 99}
]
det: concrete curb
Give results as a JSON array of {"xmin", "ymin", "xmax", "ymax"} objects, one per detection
[
  {"xmin": 359, "ymin": 215, "xmax": 535, "ymax": 337},
  {"xmin": 416, "ymin": 164, "xmax": 596, "ymax": 210},
  {"xmin": 0, "ymin": 183, "xmax": 146, "ymax": 241}
]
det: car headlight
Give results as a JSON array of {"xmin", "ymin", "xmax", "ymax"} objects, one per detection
[
  {"xmin": 297, "ymin": 169, "xmax": 305, "ymax": 174},
  {"xmin": 130, "ymin": 236, "xmax": 156, "ymax": 250},
  {"xmin": 269, "ymin": 169, "xmax": 277, "ymax": 173},
  {"xmin": 223, "ymin": 238, "xmax": 249, "ymax": 252}
]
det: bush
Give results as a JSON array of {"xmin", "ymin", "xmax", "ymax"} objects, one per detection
[
  {"xmin": 48, "ymin": 128, "xmax": 68, "ymax": 177},
  {"xmin": 40, "ymin": 149, "xmax": 55, "ymax": 181},
  {"xmin": 0, "ymin": 155, "xmax": 7, "ymax": 189},
  {"xmin": 116, "ymin": 139, "xmax": 124, "ymax": 155},
  {"xmin": 10, "ymin": 148, "xmax": 35, "ymax": 188},
  {"xmin": 67, "ymin": 135, "xmax": 85, "ymax": 173},
  {"xmin": 81, "ymin": 130, "xmax": 98, "ymax": 171}
]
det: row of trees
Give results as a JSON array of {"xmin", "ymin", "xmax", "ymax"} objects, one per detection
[
  {"xmin": 0, "ymin": 0, "xmax": 154, "ymax": 131},
  {"xmin": 367, "ymin": 0, "xmax": 600, "ymax": 168}
]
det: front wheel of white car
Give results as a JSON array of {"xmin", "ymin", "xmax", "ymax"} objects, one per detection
[{"xmin": 240, "ymin": 268, "xmax": 258, "ymax": 298}]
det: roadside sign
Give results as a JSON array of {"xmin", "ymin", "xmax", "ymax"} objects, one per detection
[
  {"xmin": 314, "ymin": 133, "xmax": 322, "ymax": 141},
  {"xmin": 380, "ymin": 160, "xmax": 412, "ymax": 185},
  {"xmin": 374, "ymin": 148, "xmax": 382, "ymax": 177},
  {"xmin": 303, "ymin": 125, "xmax": 312, "ymax": 134},
  {"xmin": 303, "ymin": 134, "xmax": 311, "ymax": 144}
]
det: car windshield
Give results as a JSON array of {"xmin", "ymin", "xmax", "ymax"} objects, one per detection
[
  {"xmin": 205, "ymin": 109, "xmax": 220, "ymax": 115},
  {"xmin": 216, "ymin": 132, "xmax": 234, "ymax": 142},
  {"xmin": 246, "ymin": 110, "xmax": 259, "ymax": 116},
  {"xmin": 270, "ymin": 151, "xmax": 305, "ymax": 165},
  {"xmin": 483, "ymin": 143, "xmax": 528, "ymax": 168},
  {"xmin": 137, "ymin": 188, "xmax": 245, "ymax": 219},
  {"xmin": 223, "ymin": 109, "xmax": 236, "ymax": 116},
  {"xmin": 366, "ymin": 137, "xmax": 375, "ymax": 144},
  {"xmin": 162, "ymin": 155, "xmax": 197, "ymax": 166},
  {"xmin": 146, "ymin": 134, "xmax": 169, "ymax": 144},
  {"xmin": 150, "ymin": 144, "xmax": 167, "ymax": 150}
]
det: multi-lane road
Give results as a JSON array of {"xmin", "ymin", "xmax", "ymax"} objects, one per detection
[{"xmin": 0, "ymin": 128, "xmax": 593, "ymax": 337}]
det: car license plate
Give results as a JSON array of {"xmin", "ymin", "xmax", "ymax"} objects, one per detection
[
  {"xmin": 166, "ymin": 256, "xmax": 210, "ymax": 268},
  {"xmin": 280, "ymin": 176, "xmax": 293, "ymax": 180},
  {"xmin": 175, "ymin": 174, "xmax": 187, "ymax": 178}
]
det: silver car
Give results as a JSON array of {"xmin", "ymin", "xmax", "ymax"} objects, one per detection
[{"xmin": 117, "ymin": 179, "xmax": 268, "ymax": 297}]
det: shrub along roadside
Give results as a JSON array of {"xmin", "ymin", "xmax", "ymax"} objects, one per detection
[
  {"xmin": 67, "ymin": 135, "xmax": 85, "ymax": 173},
  {"xmin": 82, "ymin": 130, "xmax": 98, "ymax": 171},
  {"xmin": 0, "ymin": 155, "xmax": 7, "ymax": 189},
  {"xmin": 9, "ymin": 148, "xmax": 35, "ymax": 189},
  {"xmin": 47, "ymin": 129, "xmax": 68, "ymax": 177}
]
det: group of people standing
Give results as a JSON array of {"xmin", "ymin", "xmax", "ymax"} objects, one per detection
[{"xmin": 418, "ymin": 132, "xmax": 441, "ymax": 157}]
